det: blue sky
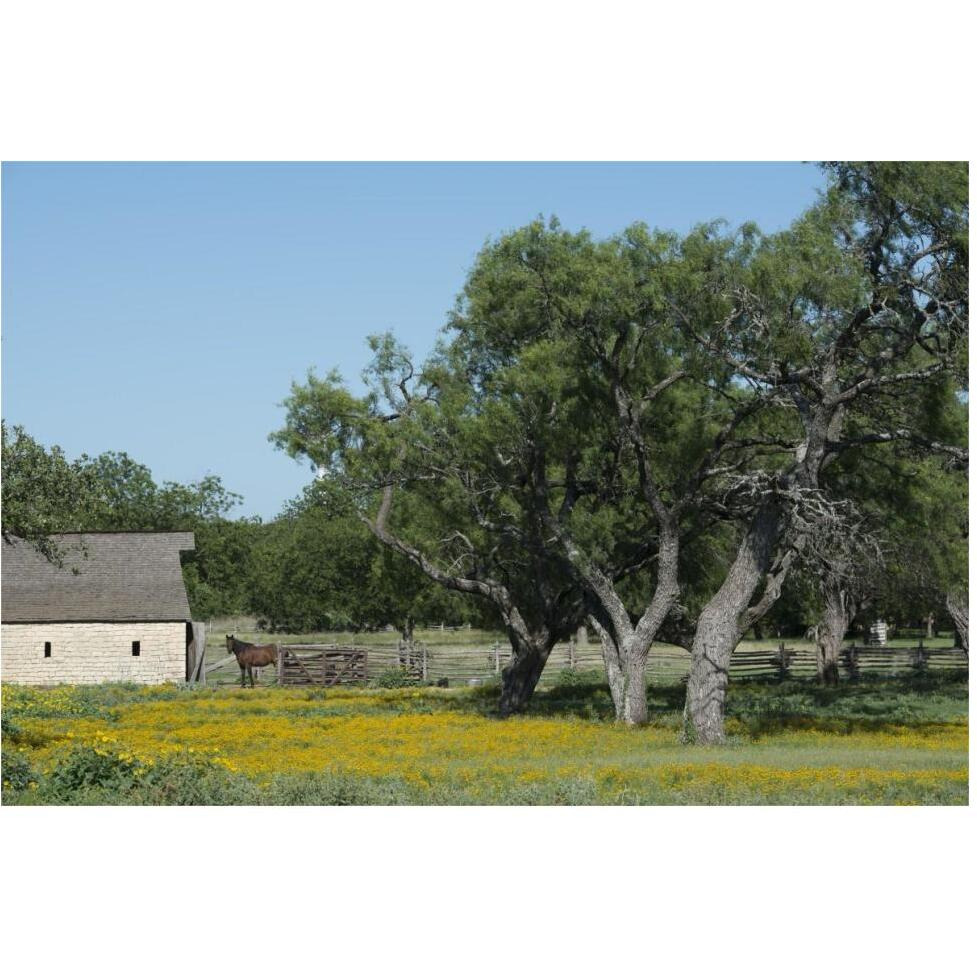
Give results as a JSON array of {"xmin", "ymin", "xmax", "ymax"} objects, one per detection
[{"xmin": 2, "ymin": 162, "xmax": 825, "ymax": 519}]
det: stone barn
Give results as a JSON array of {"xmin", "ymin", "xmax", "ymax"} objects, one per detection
[{"xmin": 1, "ymin": 532, "xmax": 202, "ymax": 685}]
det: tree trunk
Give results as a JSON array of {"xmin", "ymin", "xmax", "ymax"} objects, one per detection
[
  {"xmin": 946, "ymin": 590, "xmax": 968, "ymax": 652},
  {"xmin": 593, "ymin": 620, "xmax": 649, "ymax": 725},
  {"xmin": 600, "ymin": 628, "xmax": 659, "ymax": 725},
  {"xmin": 605, "ymin": 628, "xmax": 652, "ymax": 725},
  {"xmin": 568, "ymin": 521, "xmax": 680, "ymax": 726},
  {"xmin": 684, "ymin": 610, "xmax": 738, "ymax": 744},
  {"xmin": 684, "ymin": 505, "xmax": 782, "ymax": 744},
  {"xmin": 399, "ymin": 614, "xmax": 416, "ymax": 668},
  {"xmin": 622, "ymin": 655, "xmax": 648, "ymax": 724},
  {"xmin": 499, "ymin": 630, "xmax": 554, "ymax": 716},
  {"xmin": 575, "ymin": 624, "xmax": 589, "ymax": 647},
  {"xmin": 813, "ymin": 588, "xmax": 853, "ymax": 686},
  {"xmin": 924, "ymin": 613, "xmax": 935, "ymax": 640},
  {"xmin": 402, "ymin": 614, "xmax": 415, "ymax": 646},
  {"xmin": 596, "ymin": 621, "xmax": 626, "ymax": 717}
]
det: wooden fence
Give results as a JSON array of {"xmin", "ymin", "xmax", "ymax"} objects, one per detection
[
  {"xmin": 361, "ymin": 640, "xmax": 968, "ymax": 684},
  {"xmin": 278, "ymin": 645, "xmax": 368, "ymax": 686},
  {"xmin": 727, "ymin": 642, "xmax": 968, "ymax": 679},
  {"xmin": 204, "ymin": 638, "xmax": 967, "ymax": 686}
]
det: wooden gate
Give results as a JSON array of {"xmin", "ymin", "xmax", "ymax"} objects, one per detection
[{"xmin": 277, "ymin": 644, "xmax": 368, "ymax": 687}]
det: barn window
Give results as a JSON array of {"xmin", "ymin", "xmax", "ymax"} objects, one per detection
[
  {"xmin": 44, "ymin": 641, "xmax": 52, "ymax": 658},
  {"xmin": 131, "ymin": 641, "xmax": 141, "ymax": 657}
]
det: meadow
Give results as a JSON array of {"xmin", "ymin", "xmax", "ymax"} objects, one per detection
[{"xmin": 1, "ymin": 669, "xmax": 967, "ymax": 805}]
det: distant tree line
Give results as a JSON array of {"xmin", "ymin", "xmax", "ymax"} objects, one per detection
[
  {"xmin": 1, "ymin": 421, "xmax": 486, "ymax": 631},
  {"xmin": 10, "ymin": 416, "xmax": 961, "ymax": 641}
]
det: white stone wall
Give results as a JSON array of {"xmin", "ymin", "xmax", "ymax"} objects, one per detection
[{"xmin": 0, "ymin": 622, "xmax": 187, "ymax": 685}]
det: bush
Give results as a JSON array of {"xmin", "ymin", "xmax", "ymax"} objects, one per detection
[
  {"xmin": 9, "ymin": 748, "xmax": 421, "ymax": 806},
  {"xmin": 17, "ymin": 747, "xmax": 260, "ymax": 805},
  {"xmin": 1, "ymin": 713, "xmax": 22, "ymax": 739},
  {"xmin": 369, "ymin": 668, "xmax": 420, "ymax": 689},
  {"xmin": 2, "ymin": 749, "xmax": 36, "ymax": 791},
  {"xmin": 46, "ymin": 746, "xmax": 141, "ymax": 794},
  {"xmin": 551, "ymin": 668, "xmax": 604, "ymax": 688}
]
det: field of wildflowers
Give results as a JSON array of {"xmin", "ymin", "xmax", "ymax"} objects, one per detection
[{"xmin": 1, "ymin": 673, "xmax": 968, "ymax": 805}]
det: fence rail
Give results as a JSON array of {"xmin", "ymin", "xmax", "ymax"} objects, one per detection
[
  {"xmin": 204, "ymin": 639, "xmax": 967, "ymax": 686},
  {"xmin": 728, "ymin": 643, "xmax": 968, "ymax": 680}
]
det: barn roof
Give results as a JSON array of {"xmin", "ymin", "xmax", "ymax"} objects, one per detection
[{"xmin": 1, "ymin": 532, "xmax": 195, "ymax": 623}]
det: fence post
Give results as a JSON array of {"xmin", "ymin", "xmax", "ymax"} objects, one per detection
[
  {"xmin": 569, "ymin": 638, "xmax": 576, "ymax": 670},
  {"xmin": 844, "ymin": 643, "xmax": 860, "ymax": 680},
  {"xmin": 190, "ymin": 621, "xmax": 207, "ymax": 684},
  {"xmin": 421, "ymin": 643, "xmax": 428, "ymax": 682},
  {"xmin": 493, "ymin": 642, "xmax": 501, "ymax": 675},
  {"xmin": 777, "ymin": 642, "xmax": 789, "ymax": 681},
  {"xmin": 276, "ymin": 644, "xmax": 284, "ymax": 686},
  {"xmin": 913, "ymin": 638, "xmax": 927, "ymax": 672}
]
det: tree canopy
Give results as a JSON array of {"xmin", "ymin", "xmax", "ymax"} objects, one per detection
[{"xmin": 273, "ymin": 161, "xmax": 968, "ymax": 734}]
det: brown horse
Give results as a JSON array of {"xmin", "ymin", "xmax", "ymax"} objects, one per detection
[{"xmin": 226, "ymin": 635, "xmax": 278, "ymax": 688}]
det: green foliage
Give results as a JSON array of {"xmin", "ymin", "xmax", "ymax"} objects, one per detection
[
  {"xmin": 70, "ymin": 451, "xmax": 257, "ymax": 618},
  {"xmin": 1, "ymin": 713, "xmax": 22, "ymax": 739},
  {"xmin": 551, "ymin": 667, "xmax": 605, "ymax": 688},
  {"xmin": 0, "ymin": 415, "xmax": 486, "ymax": 628},
  {"xmin": 368, "ymin": 668, "xmax": 421, "ymax": 689},
  {"xmin": 46, "ymin": 745, "xmax": 142, "ymax": 793},
  {"xmin": 271, "ymin": 168, "xmax": 968, "ymax": 671},
  {"xmin": 1, "ymin": 421, "xmax": 257, "ymax": 618},
  {"xmin": 248, "ymin": 481, "xmax": 481, "ymax": 632},
  {"xmin": 271, "ymin": 217, "xmax": 750, "ymax": 650},
  {"xmin": 1, "ymin": 422, "xmax": 101, "ymax": 562},
  {"xmin": 180, "ymin": 517, "xmax": 264, "ymax": 619},
  {"xmin": 2, "ymin": 750, "xmax": 36, "ymax": 792}
]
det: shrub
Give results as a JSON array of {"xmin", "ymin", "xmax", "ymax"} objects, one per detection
[
  {"xmin": 29, "ymin": 747, "xmax": 260, "ymax": 805},
  {"xmin": 1, "ymin": 713, "xmax": 22, "ymax": 739},
  {"xmin": 551, "ymin": 668, "xmax": 604, "ymax": 688},
  {"xmin": 2, "ymin": 749, "xmax": 36, "ymax": 791},
  {"xmin": 46, "ymin": 745, "xmax": 140, "ymax": 794},
  {"xmin": 369, "ymin": 668, "xmax": 420, "ymax": 689}
]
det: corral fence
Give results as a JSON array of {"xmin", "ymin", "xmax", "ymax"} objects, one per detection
[
  {"xmin": 728, "ymin": 642, "xmax": 968, "ymax": 680},
  {"xmin": 202, "ymin": 637, "xmax": 967, "ymax": 687}
]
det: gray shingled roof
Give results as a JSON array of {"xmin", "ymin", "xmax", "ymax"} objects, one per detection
[{"xmin": 1, "ymin": 532, "xmax": 195, "ymax": 623}]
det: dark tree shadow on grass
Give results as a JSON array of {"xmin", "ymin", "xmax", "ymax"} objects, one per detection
[{"xmin": 455, "ymin": 671, "xmax": 968, "ymax": 733}]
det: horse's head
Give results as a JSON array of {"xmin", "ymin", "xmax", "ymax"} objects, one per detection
[{"xmin": 226, "ymin": 634, "xmax": 236, "ymax": 654}]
